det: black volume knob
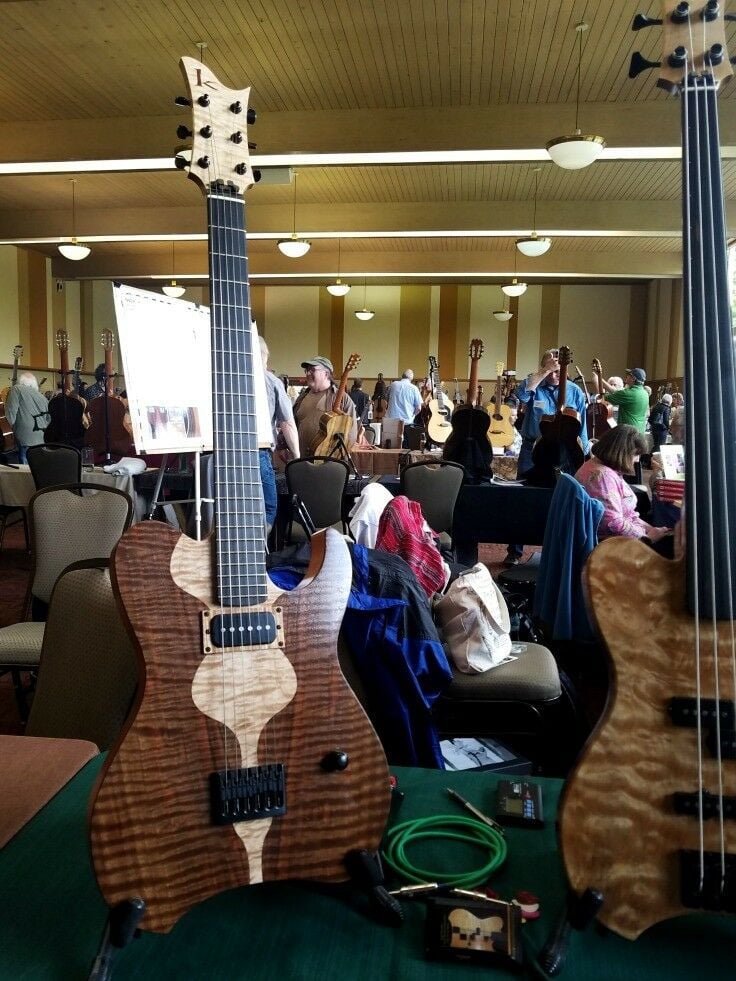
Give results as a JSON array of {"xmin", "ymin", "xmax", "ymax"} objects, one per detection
[{"xmin": 321, "ymin": 749, "xmax": 349, "ymax": 772}]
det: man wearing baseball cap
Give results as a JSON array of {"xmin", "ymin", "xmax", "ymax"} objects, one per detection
[
  {"xmin": 293, "ymin": 355, "xmax": 357, "ymax": 453},
  {"xmin": 596, "ymin": 367, "xmax": 650, "ymax": 433}
]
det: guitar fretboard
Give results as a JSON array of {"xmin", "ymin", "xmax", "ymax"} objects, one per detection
[{"xmin": 207, "ymin": 187, "xmax": 267, "ymax": 607}]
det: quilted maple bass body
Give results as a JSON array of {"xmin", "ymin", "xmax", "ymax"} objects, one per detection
[{"xmin": 88, "ymin": 58, "xmax": 390, "ymax": 935}]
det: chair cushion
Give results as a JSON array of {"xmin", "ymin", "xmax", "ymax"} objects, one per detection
[
  {"xmin": 0, "ymin": 622, "xmax": 45, "ymax": 665},
  {"xmin": 445, "ymin": 642, "xmax": 561, "ymax": 702}
]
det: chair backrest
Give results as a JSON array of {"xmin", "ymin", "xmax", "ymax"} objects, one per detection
[
  {"xmin": 400, "ymin": 460, "xmax": 464, "ymax": 534},
  {"xmin": 26, "ymin": 560, "xmax": 138, "ymax": 750},
  {"xmin": 27, "ymin": 443, "xmax": 82, "ymax": 490},
  {"xmin": 362, "ymin": 426, "xmax": 376, "ymax": 445},
  {"xmin": 285, "ymin": 457, "xmax": 349, "ymax": 530},
  {"xmin": 28, "ymin": 483, "xmax": 133, "ymax": 605}
]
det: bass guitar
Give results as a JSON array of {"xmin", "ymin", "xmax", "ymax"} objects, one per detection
[
  {"xmin": 485, "ymin": 361, "xmax": 515, "ymax": 449},
  {"xmin": 0, "ymin": 344, "xmax": 22, "ymax": 453},
  {"xmin": 590, "ymin": 357, "xmax": 615, "ymax": 437},
  {"xmin": 311, "ymin": 352, "xmax": 361, "ymax": 456},
  {"xmin": 45, "ymin": 329, "xmax": 87, "ymax": 448},
  {"xmin": 526, "ymin": 345, "xmax": 584, "ymax": 488},
  {"xmin": 426, "ymin": 355, "xmax": 452, "ymax": 444},
  {"xmin": 88, "ymin": 57, "xmax": 391, "ymax": 937},
  {"xmin": 555, "ymin": 3, "xmax": 736, "ymax": 950},
  {"xmin": 443, "ymin": 339, "xmax": 491, "ymax": 480}
]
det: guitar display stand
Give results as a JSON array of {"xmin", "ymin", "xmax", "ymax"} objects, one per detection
[
  {"xmin": 539, "ymin": 887, "xmax": 603, "ymax": 975},
  {"xmin": 88, "ymin": 897, "xmax": 146, "ymax": 981},
  {"xmin": 325, "ymin": 431, "xmax": 361, "ymax": 479}
]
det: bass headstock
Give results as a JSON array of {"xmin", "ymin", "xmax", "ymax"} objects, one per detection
[
  {"xmin": 55, "ymin": 329, "xmax": 69, "ymax": 351},
  {"xmin": 629, "ymin": 2, "xmax": 732, "ymax": 94},
  {"xmin": 178, "ymin": 57, "xmax": 256, "ymax": 196},
  {"xmin": 469, "ymin": 338, "xmax": 484, "ymax": 361}
]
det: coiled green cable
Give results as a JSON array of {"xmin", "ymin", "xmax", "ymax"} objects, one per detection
[{"xmin": 382, "ymin": 814, "xmax": 507, "ymax": 889}]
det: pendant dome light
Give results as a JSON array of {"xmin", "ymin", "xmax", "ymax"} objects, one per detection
[
  {"xmin": 277, "ymin": 170, "xmax": 311, "ymax": 258},
  {"xmin": 502, "ymin": 249, "xmax": 527, "ymax": 297},
  {"xmin": 546, "ymin": 23, "xmax": 606, "ymax": 170},
  {"xmin": 162, "ymin": 241, "xmax": 186, "ymax": 298},
  {"xmin": 57, "ymin": 179, "xmax": 91, "ymax": 261},
  {"xmin": 354, "ymin": 279, "xmax": 375, "ymax": 321},
  {"xmin": 326, "ymin": 238, "xmax": 351, "ymax": 296},
  {"xmin": 516, "ymin": 168, "xmax": 551, "ymax": 257}
]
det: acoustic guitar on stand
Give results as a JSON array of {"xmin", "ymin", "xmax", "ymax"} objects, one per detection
[
  {"xmin": 485, "ymin": 361, "xmax": 515, "ymax": 449},
  {"xmin": 88, "ymin": 57, "xmax": 393, "ymax": 947},
  {"xmin": 526, "ymin": 345, "xmax": 584, "ymax": 488},
  {"xmin": 311, "ymin": 352, "xmax": 361, "ymax": 457},
  {"xmin": 443, "ymin": 339, "xmax": 491, "ymax": 480},
  {"xmin": 45, "ymin": 330, "xmax": 87, "ymax": 447},
  {"xmin": 590, "ymin": 357, "xmax": 615, "ymax": 437},
  {"xmin": 426, "ymin": 355, "xmax": 453, "ymax": 444}
]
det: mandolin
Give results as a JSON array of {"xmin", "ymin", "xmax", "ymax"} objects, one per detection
[
  {"xmin": 590, "ymin": 357, "xmax": 616, "ymax": 437},
  {"xmin": 557, "ymin": 2, "xmax": 736, "ymax": 946},
  {"xmin": 526, "ymin": 345, "xmax": 584, "ymax": 487},
  {"xmin": 443, "ymin": 339, "xmax": 491, "ymax": 480},
  {"xmin": 88, "ymin": 57, "xmax": 391, "ymax": 936},
  {"xmin": 45, "ymin": 330, "xmax": 87, "ymax": 447},
  {"xmin": 426, "ymin": 355, "xmax": 453, "ymax": 444},
  {"xmin": 485, "ymin": 361, "xmax": 515, "ymax": 449},
  {"xmin": 310, "ymin": 352, "xmax": 361, "ymax": 456}
]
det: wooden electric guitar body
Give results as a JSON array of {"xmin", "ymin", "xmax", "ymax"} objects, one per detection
[
  {"xmin": 90, "ymin": 521, "xmax": 391, "ymax": 934},
  {"xmin": 560, "ymin": 536, "xmax": 736, "ymax": 940}
]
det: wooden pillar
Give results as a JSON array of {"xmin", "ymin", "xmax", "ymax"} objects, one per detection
[
  {"xmin": 627, "ymin": 282, "xmax": 648, "ymax": 373},
  {"xmin": 17, "ymin": 248, "xmax": 49, "ymax": 368},
  {"xmin": 250, "ymin": 284, "xmax": 266, "ymax": 336},
  {"xmin": 506, "ymin": 294, "xmax": 520, "ymax": 370},
  {"xmin": 539, "ymin": 284, "xmax": 560, "ymax": 361}
]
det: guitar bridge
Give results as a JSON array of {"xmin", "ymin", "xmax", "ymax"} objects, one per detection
[{"xmin": 209, "ymin": 763, "xmax": 286, "ymax": 825}]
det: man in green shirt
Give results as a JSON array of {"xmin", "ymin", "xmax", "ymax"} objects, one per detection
[{"xmin": 597, "ymin": 367, "xmax": 650, "ymax": 432}]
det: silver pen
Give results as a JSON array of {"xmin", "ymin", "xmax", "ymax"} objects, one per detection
[{"xmin": 446, "ymin": 787, "xmax": 506, "ymax": 835}]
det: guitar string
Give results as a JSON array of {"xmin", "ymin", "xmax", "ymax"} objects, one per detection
[
  {"xmin": 702, "ymin": 64, "xmax": 735, "ymax": 881},
  {"xmin": 682, "ymin": 55, "xmax": 705, "ymax": 882}
]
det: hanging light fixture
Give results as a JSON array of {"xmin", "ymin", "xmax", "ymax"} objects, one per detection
[
  {"xmin": 162, "ymin": 241, "xmax": 186, "ymax": 298},
  {"xmin": 57, "ymin": 179, "xmax": 91, "ymax": 260},
  {"xmin": 546, "ymin": 23, "xmax": 606, "ymax": 170},
  {"xmin": 493, "ymin": 295, "xmax": 514, "ymax": 323},
  {"xmin": 326, "ymin": 238, "xmax": 350, "ymax": 296},
  {"xmin": 516, "ymin": 168, "xmax": 551, "ymax": 257},
  {"xmin": 354, "ymin": 279, "xmax": 375, "ymax": 321},
  {"xmin": 277, "ymin": 171, "xmax": 311, "ymax": 258},
  {"xmin": 501, "ymin": 249, "xmax": 527, "ymax": 297}
]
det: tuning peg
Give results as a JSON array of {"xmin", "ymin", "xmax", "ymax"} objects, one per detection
[
  {"xmin": 235, "ymin": 162, "xmax": 248, "ymax": 175},
  {"xmin": 230, "ymin": 101, "xmax": 242, "ymax": 114},
  {"xmin": 629, "ymin": 51, "xmax": 661, "ymax": 78},
  {"xmin": 703, "ymin": 0, "xmax": 718, "ymax": 21},
  {"xmin": 247, "ymin": 107, "xmax": 257, "ymax": 125},
  {"xmin": 174, "ymin": 95, "xmax": 191, "ymax": 107},
  {"xmin": 632, "ymin": 14, "xmax": 662, "ymax": 30},
  {"xmin": 668, "ymin": 45, "xmax": 687, "ymax": 69},
  {"xmin": 253, "ymin": 169, "xmax": 262, "ymax": 183},
  {"xmin": 727, "ymin": 14, "xmax": 736, "ymax": 21},
  {"xmin": 197, "ymin": 94, "xmax": 210, "ymax": 107},
  {"xmin": 231, "ymin": 131, "xmax": 243, "ymax": 144},
  {"xmin": 176, "ymin": 125, "xmax": 192, "ymax": 140},
  {"xmin": 706, "ymin": 43, "xmax": 724, "ymax": 66},
  {"xmin": 248, "ymin": 141, "xmax": 257, "ymax": 151},
  {"xmin": 671, "ymin": 2, "xmax": 690, "ymax": 24},
  {"xmin": 174, "ymin": 155, "xmax": 188, "ymax": 170},
  {"xmin": 197, "ymin": 156, "xmax": 210, "ymax": 168},
  {"xmin": 199, "ymin": 125, "xmax": 212, "ymax": 138}
]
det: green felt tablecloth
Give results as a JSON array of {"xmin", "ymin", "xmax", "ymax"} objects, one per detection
[{"xmin": 0, "ymin": 757, "xmax": 733, "ymax": 979}]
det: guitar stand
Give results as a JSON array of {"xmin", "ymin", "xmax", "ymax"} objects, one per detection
[
  {"xmin": 538, "ymin": 887, "xmax": 603, "ymax": 975},
  {"xmin": 344, "ymin": 848, "xmax": 404, "ymax": 927},
  {"xmin": 326, "ymin": 431, "xmax": 361, "ymax": 479},
  {"xmin": 88, "ymin": 897, "xmax": 146, "ymax": 981}
]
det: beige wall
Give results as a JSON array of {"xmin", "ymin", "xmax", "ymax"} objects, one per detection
[{"xmin": 0, "ymin": 247, "xmax": 20, "ymax": 368}]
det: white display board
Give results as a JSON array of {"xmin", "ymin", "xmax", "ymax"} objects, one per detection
[{"xmin": 113, "ymin": 284, "xmax": 213, "ymax": 454}]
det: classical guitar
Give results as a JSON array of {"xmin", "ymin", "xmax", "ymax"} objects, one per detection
[
  {"xmin": 45, "ymin": 330, "xmax": 87, "ymax": 447},
  {"xmin": 426, "ymin": 355, "xmax": 453, "ymax": 444},
  {"xmin": 557, "ymin": 3, "xmax": 736, "ymax": 946},
  {"xmin": 310, "ymin": 352, "xmax": 361, "ymax": 456},
  {"xmin": 88, "ymin": 57, "xmax": 391, "ymax": 936},
  {"xmin": 526, "ymin": 345, "xmax": 584, "ymax": 487},
  {"xmin": 85, "ymin": 329, "xmax": 132, "ymax": 461},
  {"xmin": 0, "ymin": 344, "xmax": 22, "ymax": 452},
  {"xmin": 486, "ymin": 361, "xmax": 515, "ymax": 449},
  {"xmin": 443, "ymin": 339, "xmax": 491, "ymax": 479},
  {"xmin": 590, "ymin": 357, "xmax": 615, "ymax": 437},
  {"xmin": 72, "ymin": 356, "xmax": 92, "ymax": 430}
]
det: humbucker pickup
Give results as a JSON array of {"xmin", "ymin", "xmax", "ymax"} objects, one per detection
[
  {"xmin": 202, "ymin": 607, "xmax": 283, "ymax": 652},
  {"xmin": 680, "ymin": 850, "xmax": 736, "ymax": 913},
  {"xmin": 210, "ymin": 763, "xmax": 286, "ymax": 825}
]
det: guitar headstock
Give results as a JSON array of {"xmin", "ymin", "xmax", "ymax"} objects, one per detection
[
  {"xmin": 469, "ymin": 338, "xmax": 484, "ymax": 360},
  {"xmin": 12, "ymin": 345, "xmax": 22, "ymax": 361},
  {"xmin": 428, "ymin": 356, "xmax": 439, "ymax": 376},
  {"xmin": 630, "ymin": 3, "xmax": 732, "ymax": 94},
  {"xmin": 100, "ymin": 329, "xmax": 115, "ymax": 352},
  {"xmin": 558, "ymin": 346, "xmax": 573, "ymax": 369},
  {"xmin": 55, "ymin": 329, "xmax": 69, "ymax": 351},
  {"xmin": 342, "ymin": 353, "xmax": 361, "ymax": 375},
  {"xmin": 591, "ymin": 357, "xmax": 602, "ymax": 374},
  {"xmin": 178, "ymin": 57, "xmax": 256, "ymax": 196},
  {"xmin": 496, "ymin": 361, "xmax": 505, "ymax": 376}
]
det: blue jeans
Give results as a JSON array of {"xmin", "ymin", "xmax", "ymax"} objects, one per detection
[
  {"xmin": 259, "ymin": 448, "xmax": 277, "ymax": 530},
  {"xmin": 18, "ymin": 444, "xmax": 29, "ymax": 465}
]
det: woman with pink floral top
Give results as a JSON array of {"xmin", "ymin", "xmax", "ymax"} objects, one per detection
[{"xmin": 575, "ymin": 425, "xmax": 671, "ymax": 544}]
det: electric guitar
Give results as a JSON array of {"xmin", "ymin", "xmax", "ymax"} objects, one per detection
[
  {"xmin": 311, "ymin": 352, "xmax": 362, "ymax": 456},
  {"xmin": 557, "ymin": 3, "xmax": 736, "ymax": 946},
  {"xmin": 426, "ymin": 355, "xmax": 452, "ymax": 444},
  {"xmin": 88, "ymin": 57, "xmax": 391, "ymax": 936},
  {"xmin": 485, "ymin": 361, "xmax": 515, "ymax": 449}
]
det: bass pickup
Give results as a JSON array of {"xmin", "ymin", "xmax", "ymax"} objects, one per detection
[{"xmin": 673, "ymin": 789, "xmax": 736, "ymax": 820}]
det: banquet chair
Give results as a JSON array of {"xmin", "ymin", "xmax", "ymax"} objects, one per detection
[
  {"xmin": 27, "ymin": 442, "xmax": 82, "ymax": 491},
  {"xmin": 0, "ymin": 504, "xmax": 29, "ymax": 552},
  {"xmin": 285, "ymin": 457, "xmax": 349, "ymax": 543},
  {"xmin": 25, "ymin": 560, "xmax": 138, "ymax": 751},
  {"xmin": 0, "ymin": 483, "xmax": 133, "ymax": 718},
  {"xmin": 400, "ymin": 459, "xmax": 464, "ymax": 551}
]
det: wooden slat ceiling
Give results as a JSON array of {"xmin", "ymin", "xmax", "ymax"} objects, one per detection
[{"xmin": 0, "ymin": 0, "xmax": 734, "ymax": 283}]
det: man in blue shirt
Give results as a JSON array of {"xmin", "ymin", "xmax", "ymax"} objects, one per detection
[
  {"xmin": 505, "ymin": 349, "xmax": 590, "ymax": 564},
  {"xmin": 386, "ymin": 370, "xmax": 422, "ymax": 424}
]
